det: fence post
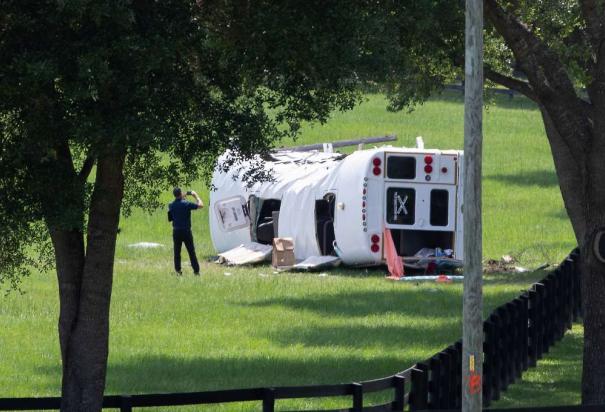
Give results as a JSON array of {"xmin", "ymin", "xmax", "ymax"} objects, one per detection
[
  {"xmin": 119, "ymin": 396, "xmax": 133, "ymax": 412},
  {"xmin": 534, "ymin": 282, "xmax": 546, "ymax": 359},
  {"xmin": 544, "ymin": 275, "xmax": 555, "ymax": 350},
  {"xmin": 528, "ymin": 287, "xmax": 538, "ymax": 366},
  {"xmin": 519, "ymin": 294, "xmax": 530, "ymax": 371},
  {"xmin": 437, "ymin": 351, "xmax": 451, "ymax": 409},
  {"xmin": 495, "ymin": 306, "xmax": 512, "ymax": 389},
  {"xmin": 393, "ymin": 374, "xmax": 406, "ymax": 411},
  {"xmin": 429, "ymin": 355, "xmax": 442, "ymax": 409},
  {"xmin": 449, "ymin": 340, "xmax": 462, "ymax": 408},
  {"xmin": 511, "ymin": 300, "xmax": 523, "ymax": 380},
  {"xmin": 409, "ymin": 363, "xmax": 429, "ymax": 411},
  {"xmin": 444, "ymin": 345, "xmax": 458, "ymax": 408},
  {"xmin": 263, "ymin": 388, "xmax": 275, "ymax": 412},
  {"xmin": 352, "ymin": 382, "xmax": 363, "ymax": 412},
  {"xmin": 482, "ymin": 318, "xmax": 496, "ymax": 406}
]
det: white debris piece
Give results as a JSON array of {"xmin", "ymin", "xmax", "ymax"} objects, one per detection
[
  {"xmin": 216, "ymin": 242, "xmax": 272, "ymax": 265},
  {"xmin": 502, "ymin": 255, "xmax": 515, "ymax": 264},
  {"xmin": 292, "ymin": 255, "xmax": 341, "ymax": 271},
  {"xmin": 127, "ymin": 242, "xmax": 164, "ymax": 249}
]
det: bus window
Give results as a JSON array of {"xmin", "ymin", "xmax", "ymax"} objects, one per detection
[
  {"xmin": 215, "ymin": 196, "xmax": 250, "ymax": 232},
  {"xmin": 430, "ymin": 189, "xmax": 449, "ymax": 227},
  {"xmin": 254, "ymin": 198, "xmax": 281, "ymax": 244},
  {"xmin": 386, "ymin": 156, "xmax": 416, "ymax": 179},
  {"xmin": 386, "ymin": 187, "xmax": 415, "ymax": 225}
]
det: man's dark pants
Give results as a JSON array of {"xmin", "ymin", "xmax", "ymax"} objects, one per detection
[{"xmin": 173, "ymin": 229, "xmax": 200, "ymax": 274}]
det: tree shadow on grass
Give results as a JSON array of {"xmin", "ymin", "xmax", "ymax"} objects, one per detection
[
  {"xmin": 487, "ymin": 170, "xmax": 559, "ymax": 188},
  {"xmin": 242, "ymin": 288, "xmax": 465, "ymax": 319},
  {"xmin": 263, "ymin": 323, "xmax": 460, "ymax": 352},
  {"xmin": 36, "ymin": 354, "xmax": 417, "ymax": 396},
  {"xmin": 243, "ymin": 284, "xmax": 539, "ymax": 321}
]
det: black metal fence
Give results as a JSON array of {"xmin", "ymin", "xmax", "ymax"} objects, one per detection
[
  {"xmin": 0, "ymin": 249, "xmax": 582, "ymax": 411},
  {"xmin": 410, "ymin": 248, "xmax": 582, "ymax": 410}
]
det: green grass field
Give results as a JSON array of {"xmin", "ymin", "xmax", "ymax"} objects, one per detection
[{"xmin": 0, "ymin": 91, "xmax": 582, "ymax": 410}]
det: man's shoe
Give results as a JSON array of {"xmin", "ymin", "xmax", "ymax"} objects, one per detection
[
  {"xmin": 175, "ymin": 270, "xmax": 183, "ymax": 276},
  {"xmin": 194, "ymin": 272, "xmax": 200, "ymax": 276}
]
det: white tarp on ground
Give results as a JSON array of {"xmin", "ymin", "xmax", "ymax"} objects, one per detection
[
  {"xmin": 127, "ymin": 242, "xmax": 164, "ymax": 249},
  {"xmin": 216, "ymin": 242, "xmax": 273, "ymax": 265},
  {"xmin": 210, "ymin": 151, "xmax": 345, "ymax": 259}
]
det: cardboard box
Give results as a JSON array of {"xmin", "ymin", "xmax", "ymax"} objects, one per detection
[{"xmin": 272, "ymin": 237, "xmax": 295, "ymax": 268}]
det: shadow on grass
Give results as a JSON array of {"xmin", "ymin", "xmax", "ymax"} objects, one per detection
[
  {"xmin": 488, "ymin": 170, "xmax": 559, "ymax": 188},
  {"xmin": 34, "ymin": 354, "xmax": 417, "ymax": 396},
  {"xmin": 244, "ymin": 279, "xmax": 543, "ymax": 320},
  {"xmin": 243, "ymin": 288, "xmax": 466, "ymax": 319},
  {"xmin": 550, "ymin": 208, "xmax": 570, "ymax": 221},
  {"xmin": 264, "ymin": 323, "xmax": 460, "ymax": 351}
]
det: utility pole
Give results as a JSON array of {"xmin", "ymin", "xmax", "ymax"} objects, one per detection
[{"xmin": 462, "ymin": 0, "xmax": 484, "ymax": 411}]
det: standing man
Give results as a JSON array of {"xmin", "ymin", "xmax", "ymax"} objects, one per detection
[{"xmin": 168, "ymin": 187, "xmax": 203, "ymax": 275}]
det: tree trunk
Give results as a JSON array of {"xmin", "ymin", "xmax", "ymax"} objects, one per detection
[
  {"xmin": 49, "ymin": 228, "xmax": 85, "ymax": 398},
  {"xmin": 581, "ymin": 62, "xmax": 605, "ymax": 402},
  {"xmin": 581, "ymin": 240, "xmax": 605, "ymax": 404},
  {"xmin": 60, "ymin": 153, "xmax": 125, "ymax": 411}
]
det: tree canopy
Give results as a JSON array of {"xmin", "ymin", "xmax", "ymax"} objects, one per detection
[
  {"xmin": 0, "ymin": 0, "xmax": 464, "ymax": 290},
  {"xmin": 0, "ymin": 1, "xmax": 464, "ymax": 409}
]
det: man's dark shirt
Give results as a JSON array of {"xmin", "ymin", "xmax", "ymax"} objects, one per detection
[{"xmin": 168, "ymin": 199, "xmax": 199, "ymax": 230}]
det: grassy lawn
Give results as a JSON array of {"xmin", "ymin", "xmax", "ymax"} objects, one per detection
[{"xmin": 0, "ymin": 91, "xmax": 581, "ymax": 410}]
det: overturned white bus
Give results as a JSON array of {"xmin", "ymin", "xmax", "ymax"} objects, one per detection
[{"xmin": 209, "ymin": 138, "xmax": 464, "ymax": 266}]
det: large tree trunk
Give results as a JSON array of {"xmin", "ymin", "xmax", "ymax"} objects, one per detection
[
  {"xmin": 59, "ymin": 153, "xmax": 125, "ymax": 411},
  {"xmin": 581, "ymin": 61, "xmax": 605, "ymax": 402},
  {"xmin": 49, "ymin": 229, "xmax": 85, "ymax": 398},
  {"xmin": 581, "ymin": 238, "xmax": 605, "ymax": 404}
]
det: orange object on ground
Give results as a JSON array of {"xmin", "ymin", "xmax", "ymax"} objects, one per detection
[
  {"xmin": 384, "ymin": 228, "xmax": 404, "ymax": 278},
  {"xmin": 436, "ymin": 274, "xmax": 453, "ymax": 283}
]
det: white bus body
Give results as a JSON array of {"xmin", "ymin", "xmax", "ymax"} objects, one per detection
[{"xmin": 210, "ymin": 146, "xmax": 464, "ymax": 265}]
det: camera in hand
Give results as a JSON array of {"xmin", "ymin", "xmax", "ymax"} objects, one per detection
[{"xmin": 186, "ymin": 191, "xmax": 192, "ymax": 195}]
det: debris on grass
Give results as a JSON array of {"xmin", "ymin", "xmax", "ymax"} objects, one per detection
[
  {"xmin": 484, "ymin": 255, "xmax": 549, "ymax": 274},
  {"xmin": 501, "ymin": 255, "xmax": 514, "ymax": 264},
  {"xmin": 127, "ymin": 242, "xmax": 164, "ymax": 249},
  {"xmin": 484, "ymin": 255, "xmax": 519, "ymax": 273},
  {"xmin": 223, "ymin": 272, "xmax": 232, "ymax": 276}
]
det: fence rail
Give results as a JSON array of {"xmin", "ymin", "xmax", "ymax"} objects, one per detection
[{"xmin": 0, "ymin": 249, "xmax": 582, "ymax": 411}]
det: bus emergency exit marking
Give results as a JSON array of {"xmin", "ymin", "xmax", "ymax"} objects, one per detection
[{"xmin": 393, "ymin": 192, "xmax": 409, "ymax": 220}]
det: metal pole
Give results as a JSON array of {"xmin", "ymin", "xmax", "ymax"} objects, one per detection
[{"xmin": 462, "ymin": 0, "xmax": 484, "ymax": 410}]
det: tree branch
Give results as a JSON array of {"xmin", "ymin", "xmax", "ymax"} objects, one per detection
[
  {"xmin": 579, "ymin": 0, "xmax": 604, "ymax": 51},
  {"xmin": 484, "ymin": 66, "xmax": 537, "ymax": 101},
  {"xmin": 484, "ymin": 0, "xmax": 577, "ymax": 101},
  {"xmin": 78, "ymin": 156, "xmax": 95, "ymax": 181},
  {"xmin": 484, "ymin": 0, "xmax": 592, "ymax": 159}
]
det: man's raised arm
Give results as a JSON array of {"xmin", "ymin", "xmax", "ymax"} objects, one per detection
[{"xmin": 190, "ymin": 190, "xmax": 203, "ymax": 208}]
